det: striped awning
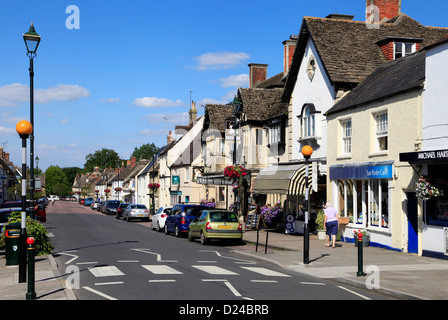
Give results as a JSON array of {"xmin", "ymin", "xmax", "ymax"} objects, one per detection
[{"xmin": 252, "ymin": 164, "xmax": 312, "ymax": 195}]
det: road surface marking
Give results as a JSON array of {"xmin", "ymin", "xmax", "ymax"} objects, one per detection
[
  {"xmin": 148, "ymin": 279, "xmax": 177, "ymax": 283},
  {"xmin": 59, "ymin": 251, "xmax": 79, "ymax": 265},
  {"xmin": 192, "ymin": 265, "xmax": 239, "ymax": 275},
  {"xmin": 300, "ymin": 282, "xmax": 326, "ymax": 286},
  {"xmin": 338, "ymin": 285, "xmax": 371, "ymax": 300},
  {"xmin": 251, "ymin": 280, "xmax": 278, "ymax": 283},
  {"xmin": 89, "ymin": 266, "xmax": 125, "ymax": 277},
  {"xmin": 94, "ymin": 281, "xmax": 124, "ymax": 286},
  {"xmin": 131, "ymin": 248, "xmax": 177, "ymax": 262},
  {"xmin": 83, "ymin": 286, "xmax": 118, "ymax": 300},
  {"xmin": 240, "ymin": 267, "xmax": 291, "ymax": 277},
  {"xmin": 142, "ymin": 265, "xmax": 183, "ymax": 274}
]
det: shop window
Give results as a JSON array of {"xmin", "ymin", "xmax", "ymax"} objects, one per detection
[
  {"xmin": 338, "ymin": 180, "xmax": 354, "ymax": 222},
  {"xmin": 375, "ymin": 112, "xmax": 388, "ymax": 151},
  {"xmin": 368, "ymin": 180, "xmax": 389, "ymax": 228}
]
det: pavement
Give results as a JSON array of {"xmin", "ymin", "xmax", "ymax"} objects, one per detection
[{"xmin": 1, "ymin": 225, "xmax": 448, "ymax": 300}]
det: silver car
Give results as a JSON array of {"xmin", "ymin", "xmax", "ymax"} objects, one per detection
[{"xmin": 123, "ymin": 204, "xmax": 149, "ymax": 222}]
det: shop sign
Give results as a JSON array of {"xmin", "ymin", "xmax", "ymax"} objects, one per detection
[
  {"xmin": 400, "ymin": 149, "xmax": 448, "ymax": 162},
  {"xmin": 172, "ymin": 175, "xmax": 180, "ymax": 185},
  {"xmin": 330, "ymin": 164, "xmax": 392, "ymax": 180}
]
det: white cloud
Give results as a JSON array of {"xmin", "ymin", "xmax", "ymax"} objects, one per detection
[
  {"xmin": 0, "ymin": 126, "xmax": 15, "ymax": 135},
  {"xmin": 193, "ymin": 52, "xmax": 250, "ymax": 70},
  {"xmin": 214, "ymin": 74, "xmax": 249, "ymax": 87},
  {"xmin": 60, "ymin": 119, "xmax": 69, "ymax": 123},
  {"xmin": 0, "ymin": 83, "xmax": 90, "ymax": 107},
  {"xmin": 133, "ymin": 97, "xmax": 185, "ymax": 108},
  {"xmin": 101, "ymin": 97, "xmax": 121, "ymax": 103}
]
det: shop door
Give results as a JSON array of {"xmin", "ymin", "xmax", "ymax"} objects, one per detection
[{"xmin": 406, "ymin": 192, "xmax": 418, "ymax": 254}]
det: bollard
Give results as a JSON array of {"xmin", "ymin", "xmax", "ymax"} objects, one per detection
[
  {"xmin": 357, "ymin": 232, "xmax": 366, "ymax": 277},
  {"xmin": 26, "ymin": 237, "xmax": 36, "ymax": 300}
]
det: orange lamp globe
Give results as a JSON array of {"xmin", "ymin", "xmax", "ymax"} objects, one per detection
[
  {"xmin": 301, "ymin": 145, "xmax": 313, "ymax": 157},
  {"xmin": 16, "ymin": 120, "xmax": 33, "ymax": 136}
]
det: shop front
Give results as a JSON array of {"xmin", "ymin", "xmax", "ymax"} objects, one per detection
[
  {"xmin": 400, "ymin": 149, "xmax": 448, "ymax": 258},
  {"xmin": 329, "ymin": 161, "xmax": 396, "ymax": 249}
]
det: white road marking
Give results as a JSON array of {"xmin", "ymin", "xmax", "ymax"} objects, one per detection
[
  {"xmin": 118, "ymin": 260, "xmax": 140, "ymax": 263},
  {"xmin": 251, "ymin": 280, "xmax": 278, "ymax": 283},
  {"xmin": 76, "ymin": 262, "xmax": 98, "ymax": 265},
  {"xmin": 59, "ymin": 251, "xmax": 79, "ymax": 265},
  {"xmin": 148, "ymin": 279, "xmax": 177, "ymax": 283},
  {"xmin": 338, "ymin": 286, "xmax": 372, "ymax": 300},
  {"xmin": 224, "ymin": 281, "xmax": 242, "ymax": 297},
  {"xmin": 240, "ymin": 267, "xmax": 291, "ymax": 277},
  {"xmin": 192, "ymin": 265, "xmax": 239, "ymax": 275},
  {"xmin": 83, "ymin": 286, "xmax": 118, "ymax": 300},
  {"xmin": 131, "ymin": 248, "xmax": 177, "ymax": 262},
  {"xmin": 142, "ymin": 265, "xmax": 183, "ymax": 274},
  {"xmin": 94, "ymin": 281, "xmax": 124, "ymax": 286},
  {"xmin": 89, "ymin": 266, "xmax": 125, "ymax": 277},
  {"xmin": 300, "ymin": 282, "xmax": 326, "ymax": 286}
]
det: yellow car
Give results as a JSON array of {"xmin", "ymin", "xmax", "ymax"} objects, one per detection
[{"xmin": 188, "ymin": 210, "xmax": 243, "ymax": 245}]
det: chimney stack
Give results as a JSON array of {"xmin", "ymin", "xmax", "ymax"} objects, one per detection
[
  {"xmin": 131, "ymin": 156, "xmax": 136, "ymax": 167},
  {"xmin": 167, "ymin": 131, "xmax": 175, "ymax": 144},
  {"xmin": 248, "ymin": 63, "xmax": 268, "ymax": 88},
  {"xmin": 366, "ymin": 0, "xmax": 401, "ymax": 22},
  {"xmin": 189, "ymin": 101, "xmax": 198, "ymax": 124},
  {"xmin": 283, "ymin": 35, "xmax": 298, "ymax": 75}
]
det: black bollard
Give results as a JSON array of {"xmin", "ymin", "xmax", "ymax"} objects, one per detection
[
  {"xmin": 357, "ymin": 233, "xmax": 366, "ymax": 277},
  {"xmin": 26, "ymin": 237, "xmax": 36, "ymax": 300}
]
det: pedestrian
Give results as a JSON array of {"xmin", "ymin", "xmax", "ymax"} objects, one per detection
[
  {"xmin": 51, "ymin": 198, "xmax": 54, "ymax": 206},
  {"xmin": 324, "ymin": 202, "xmax": 339, "ymax": 248}
]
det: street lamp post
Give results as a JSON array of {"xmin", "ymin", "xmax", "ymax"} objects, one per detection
[
  {"xmin": 16, "ymin": 120, "xmax": 33, "ymax": 283},
  {"xmin": 301, "ymin": 145, "xmax": 313, "ymax": 265},
  {"xmin": 231, "ymin": 96, "xmax": 242, "ymax": 217},
  {"xmin": 23, "ymin": 23, "xmax": 41, "ymax": 220}
]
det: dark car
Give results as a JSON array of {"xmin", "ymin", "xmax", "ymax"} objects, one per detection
[
  {"xmin": 164, "ymin": 204, "xmax": 209, "ymax": 237},
  {"xmin": 102, "ymin": 200, "xmax": 120, "ymax": 215},
  {"xmin": 0, "ymin": 201, "xmax": 46, "ymax": 223},
  {"xmin": 115, "ymin": 203, "xmax": 128, "ymax": 219}
]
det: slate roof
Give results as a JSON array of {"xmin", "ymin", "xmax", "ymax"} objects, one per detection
[
  {"xmin": 204, "ymin": 104, "xmax": 234, "ymax": 132},
  {"xmin": 284, "ymin": 13, "xmax": 448, "ymax": 98},
  {"xmin": 326, "ymin": 50, "xmax": 426, "ymax": 115},
  {"xmin": 238, "ymin": 87, "xmax": 286, "ymax": 122}
]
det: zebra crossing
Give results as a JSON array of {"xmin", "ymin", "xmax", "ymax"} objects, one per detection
[{"xmin": 87, "ymin": 263, "xmax": 292, "ymax": 280}]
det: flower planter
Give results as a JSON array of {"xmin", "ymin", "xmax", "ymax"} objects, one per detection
[
  {"xmin": 317, "ymin": 230, "xmax": 326, "ymax": 240},
  {"xmin": 354, "ymin": 235, "xmax": 370, "ymax": 247}
]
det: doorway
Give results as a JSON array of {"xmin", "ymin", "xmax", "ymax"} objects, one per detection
[{"xmin": 406, "ymin": 192, "xmax": 418, "ymax": 253}]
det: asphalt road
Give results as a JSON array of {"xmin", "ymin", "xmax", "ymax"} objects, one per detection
[{"xmin": 47, "ymin": 201, "xmax": 393, "ymax": 304}]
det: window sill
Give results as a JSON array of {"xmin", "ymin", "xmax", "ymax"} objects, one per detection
[
  {"xmin": 369, "ymin": 151, "xmax": 388, "ymax": 158},
  {"xmin": 337, "ymin": 154, "xmax": 351, "ymax": 160},
  {"xmin": 298, "ymin": 135, "xmax": 321, "ymax": 142}
]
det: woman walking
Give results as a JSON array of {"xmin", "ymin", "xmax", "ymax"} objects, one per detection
[{"xmin": 324, "ymin": 202, "xmax": 339, "ymax": 248}]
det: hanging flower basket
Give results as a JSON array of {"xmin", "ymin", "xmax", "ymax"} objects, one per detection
[
  {"xmin": 416, "ymin": 176, "xmax": 443, "ymax": 200},
  {"xmin": 148, "ymin": 183, "xmax": 160, "ymax": 191},
  {"xmin": 224, "ymin": 165, "xmax": 247, "ymax": 185},
  {"xmin": 260, "ymin": 201, "xmax": 282, "ymax": 227},
  {"xmin": 201, "ymin": 199, "xmax": 216, "ymax": 208},
  {"xmin": 114, "ymin": 187, "xmax": 122, "ymax": 192},
  {"xmin": 104, "ymin": 189, "xmax": 111, "ymax": 193}
]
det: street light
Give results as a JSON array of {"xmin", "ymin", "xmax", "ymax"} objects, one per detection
[
  {"xmin": 16, "ymin": 120, "xmax": 33, "ymax": 283},
  {"xmin": 301, "ymin": 145, "xmax": 313, "ymax": 265},
  {"xmin": 23, "ymin": 23, "xmax": 41, "ymax": 220},
  {"xmin": 231, "ymin": 96, "xmax": 242, "ymax": 217}
]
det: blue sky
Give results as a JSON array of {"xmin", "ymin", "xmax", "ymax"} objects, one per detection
[{"xmin": 0, "ymin": 0, "xmax": 447, "ymax": 171}]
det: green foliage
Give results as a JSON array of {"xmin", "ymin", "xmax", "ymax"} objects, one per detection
[
  {"xmin": 45, "ymin": 165, "xmax": 69, "ymax": 196},
  {"xmin": 84, "ymin": 148, "xmax": 120, "ymax": 172},
  {"xmin": 316, "ymin": 209, "xmax": 325, "ymax": 230},
  {"xmin": 0, "ymin": 211, "xmax": 54, "ymax": 256},
  {"xmin": 132, "ymin": 143, "xmax": 159, "ymax": 162}
]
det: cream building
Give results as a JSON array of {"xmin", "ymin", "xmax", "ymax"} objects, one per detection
[{"xmin": 325, "ymin": 51, "xmax": 425, "ymax": 252}]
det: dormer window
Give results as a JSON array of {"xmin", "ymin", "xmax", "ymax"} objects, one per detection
[
  {"xmin": 394, "ymin": 42, "xmax": 415, "ymax": 59},
  {"xmin": 376, "ymin": 37, "xmax": 422, "ymax": 61}
]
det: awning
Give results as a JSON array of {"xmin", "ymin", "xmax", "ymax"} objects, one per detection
[{"xmin": 252, "ymin": 164, "xmax": 312, "ymax": 195}]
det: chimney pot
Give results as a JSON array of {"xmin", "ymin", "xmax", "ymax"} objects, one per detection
[
  {"xmin": 248, "ymin": 63, "xmax": 268, "ymax": 88},
  {"xmin": 366, "ymin": 0, "xmax": 401, "ymax": 22}
]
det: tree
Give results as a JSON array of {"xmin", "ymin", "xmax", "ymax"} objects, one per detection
[
  {"xmin": 84, "ymin": 148, "xmax": 120, "ymax": 172},
  {"xmin": 131, "ymin": 143, "xmax": 159, "ymax": 161},
  {"xmin": 62, "ymin": 166, "xmax": 83, "ymax": 185},
  {"xmin": 45, "ymin": 165, "xmax": 69, "ymax": 196}
]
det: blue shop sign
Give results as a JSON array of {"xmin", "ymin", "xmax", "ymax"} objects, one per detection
[{"xmin": 330, "ymin": 164, "xmax": 393, "ymax": 180}]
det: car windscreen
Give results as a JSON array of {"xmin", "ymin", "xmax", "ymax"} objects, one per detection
[
  {"xmin": 131, "ymin": 205, "xmax": 147, "ymax": 209},
  {"xmin": 185, "ymin": 206, "xmax": 209, "ymax": 216},
  {"xmin": 209, "ymin": 211, "xmax": 238, "ymax": 222}
]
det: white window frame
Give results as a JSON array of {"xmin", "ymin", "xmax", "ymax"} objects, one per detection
[
  {"xmin": 302, "ymin": 106, "xmax": 315, "ymax": 138},
  {"xmin": 375, "ymin": 112, "xmax": 388, "ymax": 152},
  {"xmin": 268, "ymin": 124, "xmax": 281, "ymax": 145},
  {"xmin": 341, "ymin": 119, "xmax": 352, "ymax": 155},
  {"xmin": 394, "ymin": 42, "xmax": 416, "ymax": 59}
]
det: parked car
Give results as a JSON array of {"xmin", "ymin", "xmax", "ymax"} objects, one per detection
[
  {"xmin": 91, "ymin": 200, "xmax": 101, "ymax": 210},
  {"xmin": 122, "ymin": 204, "xmax": 149, "ymax": 222},
  {"xmin": 151, "ymin": 206, "xmax": 172, "ymax": 232},
  {"xmin": 0, "ymin": 201, "xmax": 46, "ymax": 223},
  {"xmin": 79, "ymin": 198, "xmax": 85, "ymax": 205},
  {"xmin": 102, "ymin": 200, "xmax": 120, "ymax": 215},
  {"xmin": 164, "ymin": 204, "xmax": 209, "ymax": 237},
  {"xmin": 84, "ymin": 197, "xmax": 94, "ymax": 206},
  {"xmin": 188, "ymin": 210, "xmax": 242, "ymax": 245},
  {"xmin": 115, "ymin": 203, "xmax": 128, "ymax": 219}
]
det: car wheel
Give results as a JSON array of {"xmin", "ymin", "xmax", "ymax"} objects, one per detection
[
  {"xmin": 115, "ymin": 213, "xmax": 119, "ymax": 219},
  {"xmin": 200, "ymin": 231, "xmax": 208, "ymax": 245},
  {"xmin": 164, "ymin": 224, "xmax": 169, "ymax": 235},
  {"xmin": 155, "ymin": 221, "xmax": 160, "ymax": 232},
  {"xmin": 175, "ymin": 225, "xmax": 180, "ymax": 237},
  {"xmin": 188, "ymin": 229, "xmax": 194, "ymax": 241}
]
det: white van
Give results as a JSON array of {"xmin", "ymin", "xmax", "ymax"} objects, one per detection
[{"xmin": 49, "ymin": 195, "xmax": 60, "ymax": 201}]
